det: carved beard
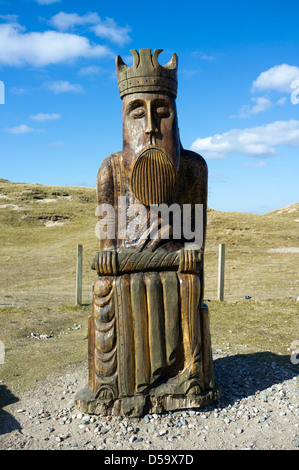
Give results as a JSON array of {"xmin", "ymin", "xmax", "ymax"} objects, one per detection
[{"xmin": 130, "ymin": 147, "xmax": 177, "ymax": 206}]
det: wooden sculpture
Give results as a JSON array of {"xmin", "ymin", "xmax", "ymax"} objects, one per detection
[{"xmin": 75, "ymin": 49, "xmax": 221, "ymax": 417}]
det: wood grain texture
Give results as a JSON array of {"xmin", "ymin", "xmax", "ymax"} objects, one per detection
[{"xmin": 75, "ymin": 49, "xmax": 220, "ymax": 417}]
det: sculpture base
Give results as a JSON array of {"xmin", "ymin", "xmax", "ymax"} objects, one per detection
[{"xmin": 74, "ymin": 384, "xmax": 221, "ymax": 418}]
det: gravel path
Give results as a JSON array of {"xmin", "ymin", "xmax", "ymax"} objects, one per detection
[{"xmin": 0, "ymin": 352, "xmax": 298, "ymax": 451}]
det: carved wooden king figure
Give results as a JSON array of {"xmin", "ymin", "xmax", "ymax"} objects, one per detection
[{"xmin": 75, "ymin": 49, "xmax": 221, "ymax": 417}]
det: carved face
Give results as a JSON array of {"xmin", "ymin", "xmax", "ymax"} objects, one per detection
[{"xmin": 122, "ymin": 92, "xmax": 180, "ymax": 205}]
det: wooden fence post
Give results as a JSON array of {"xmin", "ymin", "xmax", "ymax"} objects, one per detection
[
  {"xmin": 217, "ymin": 243, "xmax": 225, "ymax": 301},
  {"xmin": 76, "ymin": 244, "xmax": 83, "ymax": 305}
]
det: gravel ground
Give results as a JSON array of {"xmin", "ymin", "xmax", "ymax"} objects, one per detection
[{"xmin": 0, "ymin": 351, "xmax": 298, "ymax": 451}]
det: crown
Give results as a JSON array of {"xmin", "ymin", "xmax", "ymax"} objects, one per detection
[{"xmin": 116, "ymin": 49, "xmax": 178, "ymax": 99}]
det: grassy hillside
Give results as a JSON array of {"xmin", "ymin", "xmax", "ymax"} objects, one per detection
[
  {"xmin": 0, "ymin": 180, "xmax": 99, "ymax": 307},
  {"xmin": 0, "ymin": 180, "xmax": 298, "ymax": 394},
  {"xmin": 1, "ymin": 180, "xmax": 298, "ymax": 303},
  {"xmin": 205, "ymin": 202, "xmax": 299, "ymax": 301}
]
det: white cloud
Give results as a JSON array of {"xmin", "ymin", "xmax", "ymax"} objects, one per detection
[
  {"xmin": 35, "ymin": 0, "xmax": 61, "ymax": 4},
  {"xmin": 200, "ymin": 54, "xmax": 215, "ymax": 61},
  {"xmin": 252, "ymin": 64, "xmax": 299, "ymax": 94},
  {"xmin": 50, "ymin": 12, "xmax": 100, "ymax": 30},
  {"xmin": 78, "ymin": 65, "xmax": 101, "ymax": 76},
  {"xmin": 46, "ymin": 80, "xmax": 83, "ymax": 94},
  {"xmin": 0, "ymin": 14, "xmax": 19, "ymax": 22},
  {"xmin": 291, "ymin": 79, "xmax": 299, "ymax": 105},
  {"xmin": 50, "ymin": 12, "xmax": 131, "ymax": 46},
  {"xmin": 231, "ymin": 97, "xmax": 273, "ymax": 118},
  {"xmin": 91, "ymin": 18, "xmax": 131, "ymax": 46},
  {"xmin": 276, "ymin": 97, "xmax": 287, "ymax": 106},
  {"xmin": 231, "ymin": 65, "xmax": 297, "ymax": 120},
  {"xmin": 247, "ymin": 97, "xmax": 273, "ymax": 114},
  {"xmin": 30, "ymin": 113, "xmax": 61, "ymax": 122},
  {"xmin": 190, "ymin": 120, "xmax": 299, "ymax": 159},
  {"xmin": 180, "ymin": 69, "xmax": 200, "ymax": 78},
  {"xmin": 209, "ymin": 172, "xmax": 228, "ymax": 183},
  {"xmin": 243, "ymin": 161, "xmax": 266, "ymax": 168},
  {"xmin": 0, "ymin": 21, "xmax": 111, "ymax": 67},
  {"xmin": 10, "ymin": 86, "xmax": 29, "ymax": 95},
  {"xmin": 4, "ymin": 124, "xmax": 45, "ymax": 134},
  {"xmin": 191, "ymin": 50, "xmax": 217, "ymax": 61}
]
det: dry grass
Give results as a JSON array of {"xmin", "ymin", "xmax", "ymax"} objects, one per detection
[
  {"xmin": 0, "ymin": 305, "xmax": 89, "ymax": 393},
  {"xmin": 0, "ymin": 181, "xmax": 99, "ymax": 306},
  {"xmin": 0, "ymin": 180, "xmax": 298, "ymax": 394},
  {"xmin": 209, "ymin": 299, "xmax": 298, "ymax": 357},
  {"xmin": 204, "ymin": 204, "xmax": 299, "ymax": 301}
]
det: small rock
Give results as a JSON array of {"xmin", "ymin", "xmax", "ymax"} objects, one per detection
[{"xmin": 257, "ymin": 415, "xmax": 267, "ymax": 423}]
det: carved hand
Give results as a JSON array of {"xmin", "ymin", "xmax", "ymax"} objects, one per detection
[
  {"xmin": 92, "ymin": 250, "xmax": 117, "ymax": 276},
  {"xmin": 178, "ymin": 248, "xmax": 202, "ymax": 273}
]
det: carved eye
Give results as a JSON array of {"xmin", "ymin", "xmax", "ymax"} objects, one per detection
[
  {"xmin": 132, "ymin": 107, "xmax": 145, "ymax": 119},
  {"xmin": 156, "ymin": 106, "xmax": 169, "ymax": 117}
]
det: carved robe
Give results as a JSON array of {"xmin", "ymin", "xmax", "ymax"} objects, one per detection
[{"xmin": 87, "ymin": 149, "xmax": 217, "ymax": 413}]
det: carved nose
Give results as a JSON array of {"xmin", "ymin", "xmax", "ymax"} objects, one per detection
[{"xmin": 145, "ymin": 111, "xmax": 158, "ymax": 136}]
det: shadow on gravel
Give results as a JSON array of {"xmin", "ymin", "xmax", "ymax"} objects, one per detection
[
  {"xmin": 0, "ymin": 385, "xmax": 21, "ymax": 436},
  {"xmin": 213, "ymin": 351, "xmax": 298, "ymax": 409}
]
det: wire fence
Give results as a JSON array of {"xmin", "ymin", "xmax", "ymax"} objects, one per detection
[
  {"xmin": 0, "ymin": 244, "xmax": 298, "ymax": 307},
  {"xmin": 205, "ymin": 254, "xmax": 298, "ymax": 302},
  {"xmin": 0, "ymin": 251, "xmax": 94, "ymax": 307}
]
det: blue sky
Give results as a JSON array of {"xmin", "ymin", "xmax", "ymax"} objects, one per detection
[{"xmin": 0, "ymin": 0, "xmax": 298, "ymax": 213}]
